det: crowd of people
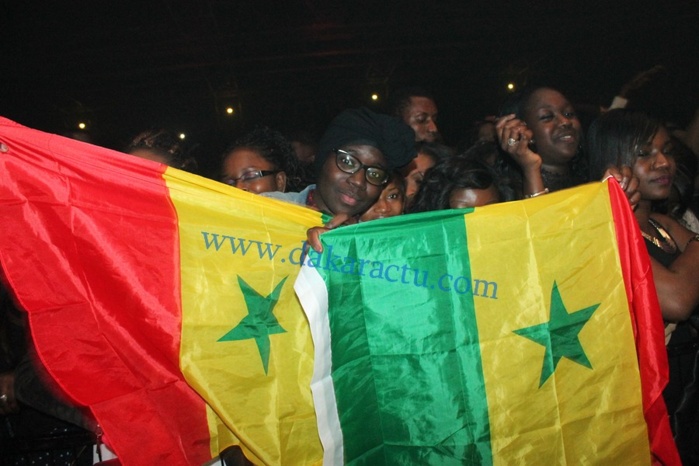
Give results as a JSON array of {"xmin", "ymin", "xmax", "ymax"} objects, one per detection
[
  {"xmin": 132, "ymin": 73, "xmax": 699, "ymax": 464},
  {"xmin": 2, "ymin": 66, "xmax": 699, "ymax": 464}
]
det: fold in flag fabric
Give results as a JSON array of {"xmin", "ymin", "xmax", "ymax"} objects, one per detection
[
  {"xmin": 296, "ymin": 181, "xmax": 680, "ymax": 465},
  {"xmin": 0, "ymin": 118, "xmax": 325, "ymax": 465}
]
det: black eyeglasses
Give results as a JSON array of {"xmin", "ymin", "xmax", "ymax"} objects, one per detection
[
  {"xmin": 223, "ymin": 170, "xmax": 276, "ymax": 187},
  {"xmin": 334, "ymin": 149, "xmax": 388, "ymax": 186}
]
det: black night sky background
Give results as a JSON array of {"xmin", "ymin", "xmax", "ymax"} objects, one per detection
[{"xmin": 1, "ymin": 0, "xmax": 698, "ymax": 177}]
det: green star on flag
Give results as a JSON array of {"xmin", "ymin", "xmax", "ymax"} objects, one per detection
[
  {"xmin": 218, "ymin": 276, "xmax": 288, "ymax": 374},
  {"xmin": 514, "ymin": 280, "xmax": 599, "ymax": 387}
]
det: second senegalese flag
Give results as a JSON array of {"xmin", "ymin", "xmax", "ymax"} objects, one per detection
[{"xmin": 296, "ymin": 181, "xmax": 678, "ymax": 465}]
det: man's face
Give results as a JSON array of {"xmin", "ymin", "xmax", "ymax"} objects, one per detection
[
  {"xmin": 402, "ymin": 96, "xmax": 439, "ymax": 142},
  {"xmin": 315, "ymin": 144, "xmax": 387, "ymax": 217}
]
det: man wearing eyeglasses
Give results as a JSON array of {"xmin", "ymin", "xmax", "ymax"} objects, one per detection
[{"xmin": 263, "ymin": 108, "xmax": 416, "ymax": 227}]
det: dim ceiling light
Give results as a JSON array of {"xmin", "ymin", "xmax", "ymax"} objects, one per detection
[
  {"xmin": 78, "ymin": 122, "xmax": 86, "ymax": 130},
  {"xmin": 179, "ymin": 133, "xmax": 186, "ymax": 140},
  {"xmin": 507, "ymin": 83, "xmax": 515, "ymax": 91},
  {"xmin": 226, "ymin": 107, "xmax": 234, "ymax": 115},
  {"xmin": 371, "ymin": 93, "xmax": 379, "ymax": 101}
]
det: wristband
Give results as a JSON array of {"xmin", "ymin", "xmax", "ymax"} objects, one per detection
[{"xmin": 685, "ymin": 234, "xmax": 699, "ymax": 250}]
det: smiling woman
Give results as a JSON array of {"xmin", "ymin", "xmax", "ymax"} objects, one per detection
[
  {"xmin": 496, "ymin": 87, "xmax": 589, "ymax": 197},
  {"xmin": 587, "ymin": 108, "xmax": 699, "ymax": 463}
]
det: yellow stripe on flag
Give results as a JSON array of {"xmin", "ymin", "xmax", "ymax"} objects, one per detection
[
  {"xmin": 467, "ymin": 183, "xmax": 649, "ymax": 465},
  {"xmin": 164, "ymin": 169, "xmax": 324, "ymax": 465}
]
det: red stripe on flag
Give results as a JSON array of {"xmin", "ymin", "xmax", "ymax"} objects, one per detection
[
  {"xmin": 0, "ymin": 118, "xmax": 212, "ymax": 465},
  {"xmin": 607, "ymin": 181, "xmax": 680, "ymax": 465}
]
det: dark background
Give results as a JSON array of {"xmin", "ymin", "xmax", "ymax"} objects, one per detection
[{"xmin": 2, "ymin": 0, "xmax": 698, "ymax": 177}]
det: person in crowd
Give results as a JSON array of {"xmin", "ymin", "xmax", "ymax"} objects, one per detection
[
  {"xmin": 409, "ymin": 157, "xmax": 504, "ymax": 212},
  {"xmin": 264, "ymin": 108, "xmax": 415, "ymax": 251},
  {"xmin": 401, "ymin": 142, "xmax": 453, "ymax": 210},
  {"xmin": 496, "ymin": 86, "xmax": 589, "ymax": 196},
  {"xmin": 455, "ymin": 116, "xmax": 499, "ymax": 155},
  {"xmin": 587, "ymin": 109, "xmax": 699, "ymax": 321},
  {"xmin": 287, "ymin": 129, "xmax": 318, "ymax": 166},
  {"xmin": 287, "ymin": 129, "xmax": 319, "ymax": 186},
  {"xmin": 125, "ymin": 128, "xmax": 199, "ymax": 173},
  {"xmin": 265, "ymin": 107, "xmax": 415, "ymax": 217},
  {"xmin": 220, "ymin": 126, "xmax": 303, "ymax": 194},
  {"xmin": 389, "ymin": 87, "xmax": 440, "ymax": 143},
  {"xmin": 461, "ymin": 139, "xmax": 502, "ymax": 167},
  {"xmin": 359, "ymin": 172, "xmax": 406, "ymax": 222},
  {"xmin": 587, "ymin": 109, "xmax": 699, "ymax": 462}
]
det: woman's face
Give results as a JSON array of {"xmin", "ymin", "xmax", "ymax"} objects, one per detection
[
  {"xmin": 633, "ymin": 127, "xmax": 676, "ymax": 201},
  {"xmin": 449, "ymin": 185, "xmax": 500, "ymax": 209},
  {"xmin": 402, "ymin": 152, "xmax": 436, "ymax": 206},
  {"xmin": 523, "ymin": 89, "xmax": 582, "ymax": 166},
  {"xmin": 359, "ymin": 180, "xmax": 405, "ymax": 222},
  {"xmin": 221, "ymin": 148, "xmax": 286, "ymax": 194}
]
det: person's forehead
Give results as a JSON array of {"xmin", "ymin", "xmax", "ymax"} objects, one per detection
[
  {"xmin": 227, "ymin": 147, "xmax": 272, "ymax": 164},
  {"xmin": 408, "ymin": 96, "xmax": 437, "ymax": 112},
  {"xmin": 383, "ymin": 182, "xmax": 401, "ymax": 193},
  {"xmin": 451, "ymin": 186, "xmax": 498, "ymax": 205},
  {"xmin": 530, "ymin": 89, "xmax": 570, "ymax": 110},
  {"xmin": 339, "ymin": 144, "xmax": 384, "ymax": 159}
]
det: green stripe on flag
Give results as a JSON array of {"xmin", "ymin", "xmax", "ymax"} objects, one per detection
[{"xmin": 305, "ymin": 210, "xmax": 493, "ymax": 465}]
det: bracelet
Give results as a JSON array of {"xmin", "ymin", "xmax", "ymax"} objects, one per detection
[
  {"xmin": 685, "ymin": 234, "xmax": 699, "ymax": 250},
  {"xmin": 524, "ymin": 188, "xmax": 549, "ymax": 199}
]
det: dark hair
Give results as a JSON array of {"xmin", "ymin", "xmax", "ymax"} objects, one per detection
[
  {"xmin": 586, "ymin": 109, "xmax": 662, "ymax": 180},
  {"xmin": 388, "ymin": 170, "xmax": 406, "ymax": 194},
  {"xmin": 460, "ymin": 139, "xmax": 499, "ymax": 165},
  {"xmin": 499, "ymin": 86, "xmax": 543, "ymax": 119},
  {"xmin": 125, "ymin": 129, "xmax": 199, "ymax": 173},
  {"xmin": 223, "ymin": 126, "xmax": 304, "ymax": 191},
  {"xmin": 669, "ymin": 137, "xmax": 698, "ymax": 219},
  {"xmin": 286, "ymin": 129, "xmax": 319, "ymax": 148},
  {"xmin": 414, "ymin": 141, "xmax": 453, "ymax": 164},
  {"xmin": 409, "ymin": 156, "xmax": 503, "ymax": 213},
  {"xmin": 388, "ymin": 87, "xmax": 436, "ymax": 119}
]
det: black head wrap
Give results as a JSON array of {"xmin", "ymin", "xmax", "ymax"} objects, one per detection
[{"xmin": 315, "ymin": 107, "xmax": 416, "ymax": 172}]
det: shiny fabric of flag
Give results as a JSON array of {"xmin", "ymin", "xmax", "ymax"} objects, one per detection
[
  {"xmin": 0, "ymin": 118, "xmax": 324, "ymax": 465},
  {"xmin": 296, "ymin": 181, "xmax": 679, "ymax": 465}
]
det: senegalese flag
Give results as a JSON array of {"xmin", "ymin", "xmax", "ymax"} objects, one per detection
[
  {"xmin": 0, "ymin": 117, "xmax": 325, "ymax": 465},
  {"xmin": 0, "ymin": 117, "xmax": 680, "ymax": 465},
  {"xmin": 295, "ymin": 180, "xmax": 680, "ymax": 465}
]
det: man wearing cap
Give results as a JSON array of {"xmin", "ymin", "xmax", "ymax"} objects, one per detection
[{"xmin": 263, "ymin": 107, "xmax": 416, "ymax": 219}]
